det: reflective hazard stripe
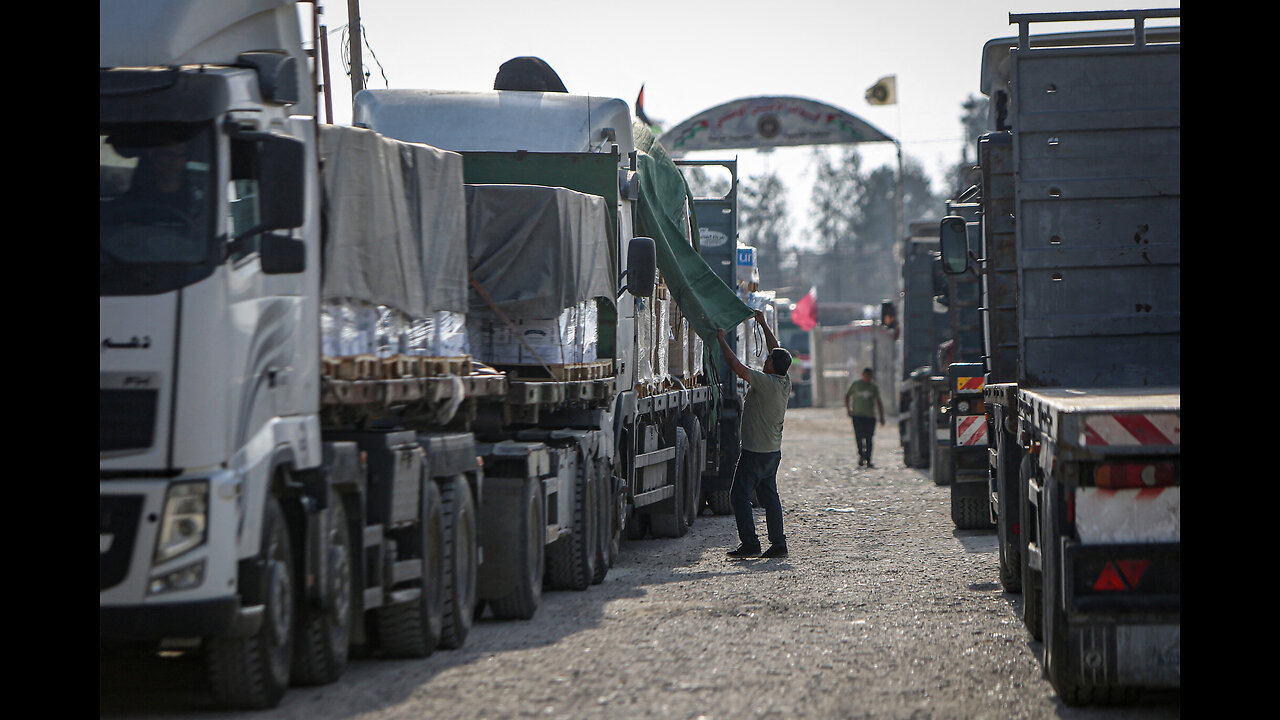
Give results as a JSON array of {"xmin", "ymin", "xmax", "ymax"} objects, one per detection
[
  {"xmin": 956, "ymin": 376, "xmax": 984, "ymax": 392},
  {"xmin": 956, "ymin": 415, "xmax": 988, "ymax": 446},
  {"xmin": 1082, "ymin": 413, "xmax": 1180, "ymax": 447}
]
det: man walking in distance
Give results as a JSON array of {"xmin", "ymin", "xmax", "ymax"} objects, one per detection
[
  {"xmin": 716, "ymin": 310, "xmax": 792, "ymax": 559},
  {"xmin": 845, "ymin": 367, "xmax": 885, "ymax": 468}
]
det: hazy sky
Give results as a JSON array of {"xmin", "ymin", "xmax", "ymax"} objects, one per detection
[{"xmin": 310, "ymin": 1, "xmax": 1178, "ymax": 247}]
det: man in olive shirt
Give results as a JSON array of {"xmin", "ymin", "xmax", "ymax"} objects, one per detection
[
  {"xmin": 716, "ymin": 310, "xmax": 792, "ymax": 559},
  {"xmin": 845, "ymin": 367, "xmax": 885, "ymax": 468}
]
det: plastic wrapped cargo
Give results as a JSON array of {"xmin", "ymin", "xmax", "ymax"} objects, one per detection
[
  {"xmin": 467, "ymin": 300, "xmax": 596, "ymax": 367},
  {"xmin": 634, "ymin": 297, "xmax": 655, "ymax": 383},
  {"xmin": 317, "ymin": 125, "xmax": 471, "ymax": 371},
  {"xmin": 656, "ymin": 294, "xmax": 669, "ymax": 381}
]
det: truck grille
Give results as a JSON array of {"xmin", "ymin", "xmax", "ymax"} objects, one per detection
[
  {"xmin": 100, "ymin": 389, "xmax": 158, "ymax": 452},
  {"xmin": 101, "ymin": 495, "xmax": 144, "ymax": 591}
]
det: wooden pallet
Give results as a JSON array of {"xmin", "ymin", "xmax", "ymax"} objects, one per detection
[
  {"xmin": 324, "ymin": 354, "xmax": 379, "ymax": 381},
  {"xmin": 323, "ymin": 354, "xmax": 472, "ymax": 380},
  {"xmin": 491, "ymin": 360, "xmax": 613, "ymax": 382},
  {"xmin": 414, "ymin": 355, "xmax": 472, "ymax": 377}
]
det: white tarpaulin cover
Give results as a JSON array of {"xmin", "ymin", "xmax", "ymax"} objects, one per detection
[
  {"xmin": 318, "ymin": 124, "xmax": 468, "ymax": 318},
  {"xmin": 464, "ymin": 184, "xmax": 616, "ymax": 320}
]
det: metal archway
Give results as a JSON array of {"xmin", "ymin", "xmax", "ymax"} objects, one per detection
[{"xmin": 658, "ymin": 95, "xmax": 894, "ymax": 157}]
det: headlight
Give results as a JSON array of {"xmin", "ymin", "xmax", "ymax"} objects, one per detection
[
  {"xmin": 956, "ymin": 399, "xmax": 971, "ymax": 414},
  {"xmin": 154, "ymin": 481, "xmax": 208, "ymax": 564}
]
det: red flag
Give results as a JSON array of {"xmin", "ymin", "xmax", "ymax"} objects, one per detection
[{"xmin": 792, "ymin": 287, "xmax": 817, "ymax": 331}]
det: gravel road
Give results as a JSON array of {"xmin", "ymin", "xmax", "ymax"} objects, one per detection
[{"xmin": 100, "ymin": 407, "xmax": 1180, "ymax": 719}]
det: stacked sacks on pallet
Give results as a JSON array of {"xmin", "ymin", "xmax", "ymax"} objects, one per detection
[
  {"xmin": 462, "ymin": 184, "xmax": 615, "ymax": 374},
  {"xmin": 317, "ymin": 124, "xmax": 470, "ymax": 376}
]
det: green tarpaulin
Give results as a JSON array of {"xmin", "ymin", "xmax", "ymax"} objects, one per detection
[{"xmin": 632, "ymin": 121, "xmax": 753, "ymax": 343}]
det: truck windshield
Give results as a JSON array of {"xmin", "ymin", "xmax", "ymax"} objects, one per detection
[{"xmin": 100, "ymin": 121, "xmax": 216, "ymax": 280}]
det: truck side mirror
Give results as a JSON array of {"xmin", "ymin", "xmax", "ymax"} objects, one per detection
[
  {"xmin": 626, "ymin": 236, "xmax": 657, "ymax": 297},
  {"xmin": 260, "ymin": 233, "xmax": 306, "ymax": 274},
  {"xmin": 939, "ymin": 216, "xmax": 969, "ymax": 274},
  {"xmin": 258, "ymin": 135, "xmax": 306, "ymax": 232}
]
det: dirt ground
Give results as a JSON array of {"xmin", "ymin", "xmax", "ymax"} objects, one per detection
[{"xmin": 100, "ymin": 407, "xmax": 1180, "ymax": 719}]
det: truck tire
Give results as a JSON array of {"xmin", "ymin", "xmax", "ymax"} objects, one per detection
[
  {"xmin": 649, "ymin": 428, "xmax": 690, "ymax": 538},
  {"xmin": 708, "ymin": 490, "xmax": 732, "ymax": 516},
  {"xmin": 1020, "ymin": 453, "xmax": 1043, "ymax": 641},
  {"xmin": 206, "ymin": 497, "xmax": 294, "ymax": 709},
  {"xmin": 292, "ymin": 496, "xmax": 354, "ymax": 684},
  {"xmin": 995, "ymin": 432, "xmax": 1022, "ymax": 593},
  {"xmin": 607, "ymin": 468, "xmax": 625, "ymax": 560},
  {"xmin": 591, "ymin": 457, "xmax": 611, "ymax": 585},
  {"xmin": 438, "ymin": 475, "xmax": 477, "ymax": 649},
  {"xmin": 678, "ymin": 417, "xmax": 703, "ymax": 530},
  {"xmin": 1039, "ymin": 478, "xmax": 1137, "ymax": 704},
  {"xmin": 624, "ymin": 504, "xmax": 647, "ymax": 540},
  {"xmin": 951, "ymin": 481, "xmax": 994, "ymax": 529},
  {"xmin": 546, "ymin": 456, "xmax": 598, "ymax": 591},
  {"xmin": 488, "ymin": 475, "xmax": 545, "ymax": 620},
  {"xmin": 931, "ymin": 439, "xmax": 953, "ymax": 486},
  {"xmin": 373, "ymin": 480, "xmax": 444, "ymax": 658}
]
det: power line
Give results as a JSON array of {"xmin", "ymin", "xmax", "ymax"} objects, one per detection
[{"xmin": 331, "ymin": 22, "xmax": 389, "ymax": 87}]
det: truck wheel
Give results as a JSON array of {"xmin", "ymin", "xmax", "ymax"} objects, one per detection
[
  {"xmin": 624, "ymin": 504, "xmax": 648, "ymax": 540},
  {"xmin": 708, "ymin": 490, "xmax": 732, "ymax": 516},
  {"xmin": 995, "ymin": 433, "xmax": 1022, "ymax": 593},
  {"xmin": 1020, "ymin": 453, "xmax": 1043, "ymax": 641},
  {"xmin": 374, "ymin": 480, "xmax": 444, "ymax": 658},
  {"xmin": 649, "ymin": 428, "xmax": 690, "ymax": 538},
  {"xmin": 546, "ymin": 453, "xmax": 598, "ymax": 590},
  {"xmin": 607, "ymin": 468, "xmax": 625, "ymax": 559},
  {"xmin": 950, "ymin": 481, "xmax": 994, "ymax": 529},
  {"xmin": 931, "ymin": 440, "xmax": 953, "ymax": 486},
  {"xmin": 206, "ymin": 497, "xmax": 294, "ymax": 709},
  {"xmin": 489, "ymin": 475, "xmax": 545, "ymax": 620},
  {"xmin": 591, "ymin": 457, "xmax": 611, "ymax": 585},
  {"xmin": 678, "ymin": 417, "xmax": 703, "ymax": 530},
  {"xmin": 1041, "ymin": 479, "xmax": 1083, "ymax": 703},
  {"xmin": 292, "ymin": 496, "xmax": 354, "ymax": 684},
  {"xmin": 438, "ymin": 475, "xmax": 477, "ymax": 649}
]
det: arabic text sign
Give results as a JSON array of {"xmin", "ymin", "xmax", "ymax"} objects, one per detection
[{"xmin": 661, "ymin": 96, "xmax": 894, "ymax": 156}]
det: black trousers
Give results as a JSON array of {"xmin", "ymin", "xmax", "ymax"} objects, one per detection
[
  {"xmin": 729, "ymin": 449, "xmax": 785, "ymax": 548},
  {"xmin": 852, "ymin": 415, "xmax": 877, "ymax": 463}
]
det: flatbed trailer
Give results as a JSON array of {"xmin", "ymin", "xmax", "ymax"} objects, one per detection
[{"xmin": 1004, "ymin": 386, "xmax": 1180, "ymax": 700}]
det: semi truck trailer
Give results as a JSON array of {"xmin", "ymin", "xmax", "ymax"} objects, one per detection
[{"xmin": 941, "ymin": 9, "xmax": 1180, "ymax": 703}]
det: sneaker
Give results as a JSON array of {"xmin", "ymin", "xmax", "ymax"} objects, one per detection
[
  {"xmin": 866, "ymin": 462, "xmax": 875, "ymax": 469},
  {"xmin": 726, "ymin": 544, "xmax": 762, "ymax": 559},
  {"xmin": 761, "ymin": 544, "xmax": 788, "ymax": 558}
]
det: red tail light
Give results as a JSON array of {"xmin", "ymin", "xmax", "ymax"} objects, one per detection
[{"xmin": 1094, "ymin": 462, "xmax": 1175, "ymax": 489}]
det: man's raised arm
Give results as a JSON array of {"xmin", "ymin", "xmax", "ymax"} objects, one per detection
[
  {"xmin": 716, "ymin": 328, "xmax": 751, "ymax": 381},
  {"xmin": 754, "ymin": 309, "xmax": 779, "ymax": 351}
]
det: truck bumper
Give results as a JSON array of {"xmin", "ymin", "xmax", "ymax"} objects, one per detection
[
  {"xmin": 101, "ymin": 595, "xmax": 259, "ymax": 641},
  {"xmin": 1064, "ymin": 619, "xmax": 1180, "ymax": 688},
  {"xmin": 1064, "ymin": 541, "xmax": 1180, "ymax": 687}
]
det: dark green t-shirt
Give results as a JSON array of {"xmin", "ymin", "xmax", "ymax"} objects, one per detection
[{"xmin": 845, "ymin": 379, "xmax": 881, "ymax": 418}]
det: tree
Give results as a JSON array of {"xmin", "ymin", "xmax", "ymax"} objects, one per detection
[
  {"xmin": 739, "ymin": 170, "xmax": 790, "ymax": 290},
  {"xmin": 803, "ymin": 146, "xmax": 945, "ymax": 307},
  {"xmin": 945, "ymin": 93, "xmax": 990, "ymax": 197}
]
